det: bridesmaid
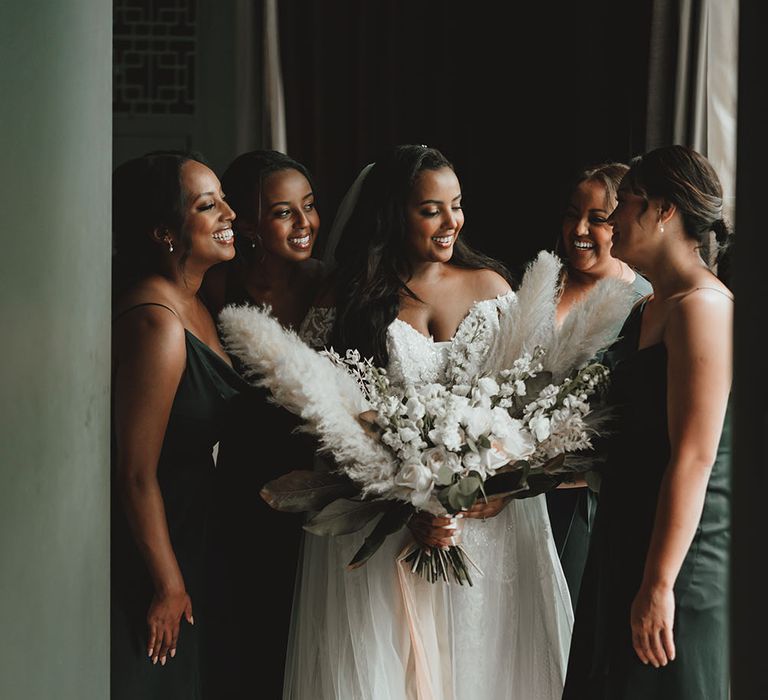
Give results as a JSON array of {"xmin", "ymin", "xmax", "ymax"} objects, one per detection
[
  {"xmin": 563, "ymin": 145, "xmax": 733, "ymax": 699},
  {"xmin": 546, "ymin": 163, "xmax": 652, "ymax": 606},
  {"xmin": 111, "ymin": 151, "xmax": 246, "ymax": 699},
  {"xmin": 203, "ymin": 150, "xmax": 324, "ymax": 325},
  {"xmin": 201, "ymin": 150, "xmax": 323, "ymax": 698}
]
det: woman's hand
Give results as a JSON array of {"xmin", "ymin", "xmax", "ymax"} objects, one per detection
[
  {"xmin": 408, "ymin": 512, "xmax": 463, "ymax": 549},
  {"xmin": 146, "ymin": 589, "xmax": 194, "ymax": 666},
  {"xmin": 462, "ymin": 494, "xmax": 511, "ymax": 520},
  {"xmin": 630, "ymin": 582, "xmax": 676, "ymax": 668}
]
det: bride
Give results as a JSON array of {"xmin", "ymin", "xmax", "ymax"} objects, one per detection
[{"xmin": 286, "ymin": 145, "xmax": 573, "ymax": 699}]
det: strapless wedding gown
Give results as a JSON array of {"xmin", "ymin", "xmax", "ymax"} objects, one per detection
[{"xmin": 285, "ymin": 296, "xmax": 573, "ymax": 700}]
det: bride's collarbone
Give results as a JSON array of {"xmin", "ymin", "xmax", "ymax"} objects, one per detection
[
  {"xmin": 397, "ymin": 266, "xmax": 508, "ymax": 341},
  {"xmin": 397, "ymin": 295, "xmax": 486, "ymax": 342}
]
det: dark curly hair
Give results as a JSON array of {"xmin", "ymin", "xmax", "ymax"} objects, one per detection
[{"xmin": 332, "ymin": 144, "xmax": 513, "ymax": 365}]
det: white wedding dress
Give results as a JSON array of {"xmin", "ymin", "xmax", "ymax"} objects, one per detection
[{"xmin": 285, "ymin": 296, "xmax": 573, "ymax": 700}]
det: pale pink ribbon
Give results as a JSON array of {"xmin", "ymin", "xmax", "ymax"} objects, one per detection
[{"xmin": 396, "ymin": 541, "xmax": 454, "ymax": 700}]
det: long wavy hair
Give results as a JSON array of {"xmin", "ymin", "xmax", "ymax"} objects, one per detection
[
  {"xmin": 622, "ymin": 145, "xmax": 733, "ymax": 284},
  {"xmin": 331, "ymin": 144, "xmax": 513, "ymax": 365},
  {"xmin": 112, "ymin": 150, "xmax": 208, "ymax": 296}
]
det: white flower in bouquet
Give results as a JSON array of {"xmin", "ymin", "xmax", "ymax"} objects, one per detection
[
  {"xmin": 489, "ymin": 411, "xmax": 536, "ymax": 464},
  {"xmin": 218, "ymin": 250, "xmax": 637, "ymax": 585},
  {"xmin": 462, "ymin": 404, "xmax": 495, "ymax": 442},
  {"xmin": 528, "ymin": 413, "xmax": 552, "ymax": 442},
  {"xmin": 404, "ymin": 396, "xmax": 426, "ymax": 421},
  {"xmin": 422, "ymin": 446, "xmax": 462, "ymax": 477},
  {"xmin": 394, "ymin": 461, "xmax": 435, "ymax": 507}
]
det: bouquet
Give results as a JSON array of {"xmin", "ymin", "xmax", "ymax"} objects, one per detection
[{"xmin": 219, "ymin": 252, "xmax": 635, "ymax": 584}]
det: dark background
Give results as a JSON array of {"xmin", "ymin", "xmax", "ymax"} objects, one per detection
[{"xmin": 279, "ymin": 1, "xmax": 653, "ymax": 275}]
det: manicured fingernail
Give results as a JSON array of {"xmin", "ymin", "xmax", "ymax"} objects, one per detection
[
  {"xmin": 153, "ymin": 656, "xmax": 158, "ymax": 665},
  {"xmin": 160, "ymin": 656, "xmax": 166, "ymax": 666},
  {"xmin": 190, "ymin": 616, "xmax": 195, "ymax": 625},
  {"xmin": 148, "ymin": 648, "xmax": 153, "ymax": 658},
  {"xmin": 170, "ymin": 649, "xmax": 176, "ymax": 658}
]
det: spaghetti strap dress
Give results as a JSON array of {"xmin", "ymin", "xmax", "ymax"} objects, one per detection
[
  {"xmin": 546, "ymin": 272, "xmax": 653, "ymax": 607},
  {"xmin": 111, "ymin": 303, "xmax": 247, "ymax": 700},
  {"xmin": 562, "ymin": 297, "xmax": 730, "ymax": 700},
  {"xmin": 202, "ymin": 282, "xmax": 314, "ymax": 699}
]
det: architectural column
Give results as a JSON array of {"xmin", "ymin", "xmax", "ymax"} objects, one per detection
[{"xmin": 0, "ymin": 2, "xmax": 111, "ymax": 698}]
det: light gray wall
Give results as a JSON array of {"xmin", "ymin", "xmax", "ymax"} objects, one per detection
[{"xmin": 0, "ymin": 2, "xmax": 111, "ymax": 699}]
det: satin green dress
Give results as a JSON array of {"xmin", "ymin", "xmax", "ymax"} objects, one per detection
[
  {"xmin": 202, "ymin": 277, "xmax": 314, "ymax": 698},
  {"xmin": 562, "ymin": 299, "xmax": 730, "ymax": 699},
  {"xmin": 111, "ymin": 304, "xmax": 247, "ymax": 700},
  {"xmin": 547, "ymin": 272, "xmax": 652, "ymax": 606}
]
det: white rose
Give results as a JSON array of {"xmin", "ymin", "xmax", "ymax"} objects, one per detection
[
  {"xmin": 499, "ymin": 425, "xmax": 536, "ymax": 462},
  {"xmin": 480, "ymin": 441, "xmax": 513, "ymax": 473},
  {"xmin": 395, "ymin": 461, "xmax": 434, "ymax": 506},
  {"xmin": 462, "ymin": 405, "xmax": 494, "ymax": 442},
  {"xmin": 422, "ymin": 446, "xmax": 462, "ymax": 476},
  {"xmin": 529, "ymin": 414, "xmax": 552, "ymax": 442}
]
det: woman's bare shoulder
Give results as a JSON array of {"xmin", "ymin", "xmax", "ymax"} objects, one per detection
[
  {"xmin": 113, "ymin": 278, "xmax": 186, "ymax": 351},
  {"xmin": 664, "ymin": 284, "xmax": 733, "ymax": 353},
  {"xmin": 453, "ymin": 266, "xmax": 512, "ymax": 300}
]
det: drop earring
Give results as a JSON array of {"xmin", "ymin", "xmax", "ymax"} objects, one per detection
[
  {"xmin": 660, "ymin": 225, "xmax": 664, "ymax": 234},
  {"xmin": 251, "ymin": 237, "xmax": 256, "ymax": 249},
  {"xmin": 167, "ymin": 239, "xmax": 174, "ymax": 253}
]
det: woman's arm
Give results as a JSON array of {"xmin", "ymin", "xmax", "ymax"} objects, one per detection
[
  {"xmin": 630, "ymin": 289, "xmax": 732, "ymax": 668},
  {"xmin": 113, "ymin": 307, "xmax": 191, "ymax": 666}
]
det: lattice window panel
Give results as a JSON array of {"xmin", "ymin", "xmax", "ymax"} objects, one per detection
[{"xmin": 113, "ymin": 0, "xmax": 196, "ymax": 115}]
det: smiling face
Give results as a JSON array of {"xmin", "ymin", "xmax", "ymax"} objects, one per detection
[
  {"xmin": 561, "ymin": 179, "xmax": 617, "ymax": 278},
  {"xmin": 255, "ymin": 168, "xmax": 319, "ymax": 261},
  {"xmin": 608, "ymin": 185, "xmax": 660, "ymax": 267},
  {"xmin": 404, "ymin": 167, "xmax": 464, "ymax": 264},
  {"xmin": 177, "ymin": 160, "xmax": 236, "ymax": 265}
]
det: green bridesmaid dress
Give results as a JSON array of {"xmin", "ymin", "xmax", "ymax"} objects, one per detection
[
  {"xmin": 562, "ymin": 298, "xmax": 730, "ymax": 699},
  {"xmin": 111, "ymin": 303, "xmax": 247, "ymax": 700},
  {"xmin": 547, "ymin": 272, "xmax": 652, "ymax": 607}
]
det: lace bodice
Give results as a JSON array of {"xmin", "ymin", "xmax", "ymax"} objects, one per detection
[
  {"xmin": 300, "ymin": 293, "xmax": 515, "ymax": 385},
  {"xmin": 298, "ymin": 306, "xmax": 336, "ymax": 349},
  {"xmin": 287, "ymin": 293, "xmax": 572, "ymax": 700},
  {"xmin": 386, "ymin": 293, "xmax": 513, "ymax": 385}
]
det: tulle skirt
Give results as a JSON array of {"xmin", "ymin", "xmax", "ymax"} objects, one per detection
[{"xmin": 283, "ymin": 495, "xmax": 573, "ymax": 700}]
